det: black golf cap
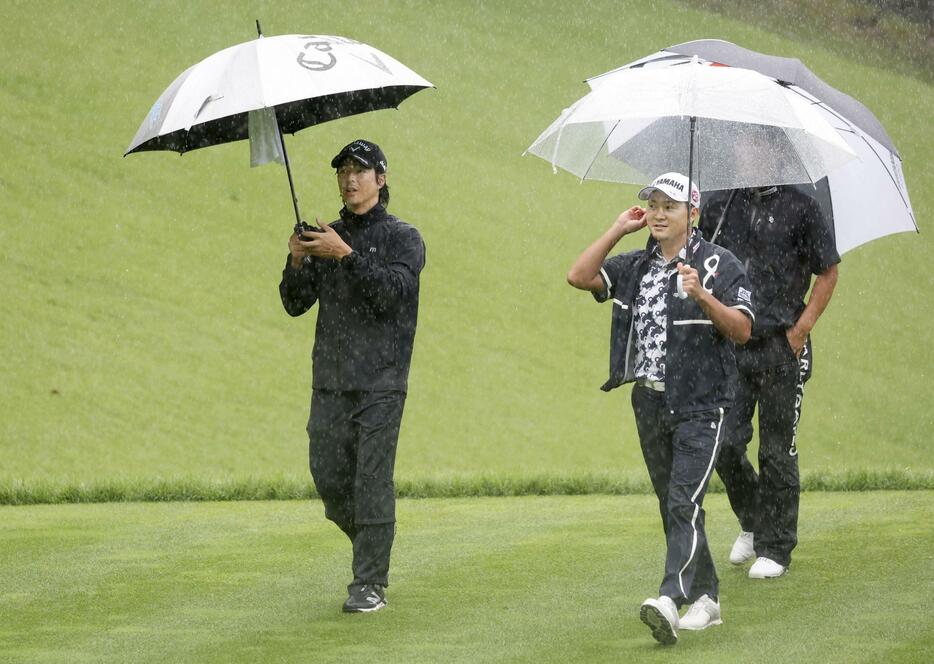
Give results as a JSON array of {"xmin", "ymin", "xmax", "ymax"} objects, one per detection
[{"xmin": 331, "ymin": 139, "xmax": 387, "ymax": 173}]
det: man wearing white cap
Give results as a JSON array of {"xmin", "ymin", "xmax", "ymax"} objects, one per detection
[{"xmin": 567, "ymin": 172, "xmax": 755, "ymax": 645}]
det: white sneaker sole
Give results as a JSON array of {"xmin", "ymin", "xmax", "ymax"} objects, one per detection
[
  {"xmin": 343, "ymin": 599, "xmax": 388, "ymax": 613},
  {"xmin": 749, "ymin": 565, "xmax": 788, "ymax": 579},
  {"xmin": 640, "ymin": 604, "xmax": 678, "ymax": 645},
  {"xmin": 729, "ymin": 552, "xmax": 755, "ymax": 565},
  {"xmin": 680, "ymin": 617, "xmax": 723, "ymax": 631}
]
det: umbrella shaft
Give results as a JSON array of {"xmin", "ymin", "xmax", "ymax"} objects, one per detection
[
  {"xmin": 275, "ymin": 117, "xmax": 303, "ymax": 225},
  {"xmin": 686, "ymin": 115, "xmax": 697, "ymax": 262}
]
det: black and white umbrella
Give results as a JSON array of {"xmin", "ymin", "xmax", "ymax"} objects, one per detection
[{"xmin": 125, "ymin": 25, "xmax": 433, "ymax": 227}]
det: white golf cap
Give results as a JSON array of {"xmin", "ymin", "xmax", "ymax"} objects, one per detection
[{"xmin": 638, "ymin": 172, "xmax": 701, "ymax": 208}]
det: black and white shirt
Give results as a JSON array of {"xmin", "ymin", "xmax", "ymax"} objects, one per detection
[{"xmin": 633, "ymin": 248, "xmax": 682, "ymax": 382}]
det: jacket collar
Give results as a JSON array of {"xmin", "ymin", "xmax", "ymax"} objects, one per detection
[
  {"xmin": 644, "ymin": 228, "xmax": 703, "ymax": 262},
  {"xmin": 339, "ymin": 203, "xmax": 387, "ymax": 225},
  {"xmin": 752, "ymin": 185, "xmax": 779, "ymax": 200}
]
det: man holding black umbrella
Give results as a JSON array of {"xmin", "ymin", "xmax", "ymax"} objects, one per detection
[
  {"xmin": 279, "ymin": 139, "xmax": 425, "ymax": 613},
  {"xmin": 699, "ymin": 179, "xmax": 839, "ymax": 579}
]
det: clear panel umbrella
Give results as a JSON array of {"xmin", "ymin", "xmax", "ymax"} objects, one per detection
[
  {"xmin": 599, "ymin": 39, "xmax": 917, "ymax": 254},
  {"xmin": 527, "ymin": 57, "xmax": 856, "ymax": 192}
]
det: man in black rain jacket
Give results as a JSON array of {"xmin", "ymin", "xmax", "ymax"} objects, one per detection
[
  {"xmin": 699, "ymin": 183, "xmax": 839, "ymax": 579},
  {"xmin": 280, "ymin": 139, "xmax": 425, "ymax": 613}
]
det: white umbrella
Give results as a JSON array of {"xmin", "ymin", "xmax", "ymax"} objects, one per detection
[
  {"xmin": 527, "ymin": 58, "xmax": 856, "ymax": 193},
  {"xmin": 125, "ymin": 25, "xmax": 433, "ymax": 226},
  {"xmin": 602, "ymin": 40, "xmax": 917, "ymax": 254}
]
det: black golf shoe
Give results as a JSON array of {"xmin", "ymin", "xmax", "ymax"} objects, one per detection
[{"xmin": 342, "ymin": 584, "xmax": 387, "ymax": 613}]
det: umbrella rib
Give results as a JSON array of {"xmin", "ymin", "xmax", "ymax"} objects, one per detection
[
  {"xmin": 694, "ymin": 116, "xmax": 702, "ymax": 191},
  {"xmin": 848, "ymin": 130, "xmax": 919, "ymax": 231},
  {"xmin": 550, "ymin": 96, "xmax": 587, "ymax": 173},
  {"xmin": 551, "ymin": 123, "xmax": 565, "ymax": 174},
  {"xmin": 786, "ymin": 85, "xmax": 881, "ymax": 150},
  {"xmin": 580, "ymin": 120, "xmax": 621, "ymax": 182},
  {"xmin": 786, "ymin": 86, "xmax": 916, "ymax": 230},
  {"xmin": 786, "ymin": 127, "xmax": 819, "ymax": 186}
]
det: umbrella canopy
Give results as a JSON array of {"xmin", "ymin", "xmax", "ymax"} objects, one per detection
[
  {"xmin": 125, "ymin": 33, "xmax": 433, "ymax": 156},
  {"xmin": 527, "ymin": 57, "xmax": 856, "ymax": 192},
  {"xmin": 603, "ymin": 40, "xmax": 917, "ymax": 254}
]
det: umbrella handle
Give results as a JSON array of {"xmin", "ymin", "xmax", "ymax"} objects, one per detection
[{"xmin": 676, "ymin": 274, "xmax": 688, "ymax": 300}]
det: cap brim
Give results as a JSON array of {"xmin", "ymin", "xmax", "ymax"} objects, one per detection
[
  {"xmin": 639, "ymin": 185, "xmax": 692, "ymax": 203},
  {"xmin": 331, "ymin": 152, "xmax": 375, "ymax": 170},
  {"xmin": 637, "ymin": 186, "xmax": 656, "ymax": 200},
  {"xmin": 347, "ymin": 154, "xmax": 373, "ymax": 169}
]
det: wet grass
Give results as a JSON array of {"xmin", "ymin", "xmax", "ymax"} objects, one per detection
[
  {"xmin": 1, "ymin": 4, "xmax": 929, "ymax": 661},
  {"xmin": 687, "ymin": 0, "xmax": 934, "ymax": 85},
  {"xmin": 1, "ymin": 2, "xmax": 931, "ymax": 487},
  {"xmin": 1, "ymin": 493, "xmax": 931, "ymax": 663}
]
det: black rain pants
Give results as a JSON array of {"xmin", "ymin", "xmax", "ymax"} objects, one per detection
[
  {"xmin": 632, "ymin": 385, "xmax": 725, "ymax": 607},
  {"xmin": 715, "ymin": 335, "xmax": 811, "ymax": 567},
  {"xmin": 308, "ymin": 389, "xmax": 406, "ymax": 588}
]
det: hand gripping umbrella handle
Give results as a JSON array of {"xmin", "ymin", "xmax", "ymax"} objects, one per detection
[{"xmin": 676, "ymin": 274, "xmax": 688, "ymax": 299}]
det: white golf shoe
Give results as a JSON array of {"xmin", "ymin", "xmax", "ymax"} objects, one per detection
[
  {"xmin": 640, "ymin": 596, "xmax": 679, "ymax": 645},
  {"xmin": 728, "ymin": 531, "xmax": 755, "ymax": 564},
  {"xmin": 748, "ymin": 556, "xmax": 788, "ymax": 578},
  {"xmin": 679, "ymin": 594, "xmax": 722, "ymax": 630}
]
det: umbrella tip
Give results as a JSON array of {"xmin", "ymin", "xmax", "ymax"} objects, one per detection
[{"xmin": 255, "ymin": 19, "xmax": 263, "ymax": 37}]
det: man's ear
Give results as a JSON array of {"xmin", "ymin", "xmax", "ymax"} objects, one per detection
[{"xmin": 377, "ymin": 173, "xmax": 386, "ymax": 188}]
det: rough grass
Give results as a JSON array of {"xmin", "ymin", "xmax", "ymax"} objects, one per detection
[
  {"xmin": 1, "ymin": 468, "xmax": 930, "ymax": 505},
  {"xmin": 686, "ymin": 0, "xmax": 934, "ymax": 84},
  {"xmin": 1, "ymin": 1, "xmax": 931, "ymax": 486}
]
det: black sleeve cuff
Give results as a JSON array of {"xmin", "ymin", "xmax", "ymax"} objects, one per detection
[
  {"xmin": 282, "ymin": 254, "xmax": 309, "ymax": 280},
  {"xmin": 341, "ymin": 251, "xmax": 361, "ymax": 271}
]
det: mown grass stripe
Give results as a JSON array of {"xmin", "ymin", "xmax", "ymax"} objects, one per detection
[{"xmin": 0, "ymin": 468, "xmax": 930, "ymax": 506}]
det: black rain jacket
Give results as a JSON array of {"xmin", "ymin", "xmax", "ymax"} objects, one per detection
[
  {"xmin": 279, "ymin": 204, "xmax": 425, "ymax": 392},
  {"xmin": 595, "ymin": 233, "xmax": 754, "ymax": 414},
  {"xmin": 699, "ymin": 186, "xmax": 839, "ymax": 338}
]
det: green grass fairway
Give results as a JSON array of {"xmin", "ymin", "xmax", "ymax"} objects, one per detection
[
  {"xmin": 1, "ymin": 493, "xmax": 931, "ymax": 663},
  {"xmin": 1, "ymin": 0, "xmax": 932, "ymax": 488},
  {"xmin": 1, "ymin": 4, "xmax": 929, "ymax": 661}
]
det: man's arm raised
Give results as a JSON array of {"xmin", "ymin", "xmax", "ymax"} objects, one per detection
[{"xmin": 567, "ymin": 206, "xmax": 646, "ymax": 292}]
